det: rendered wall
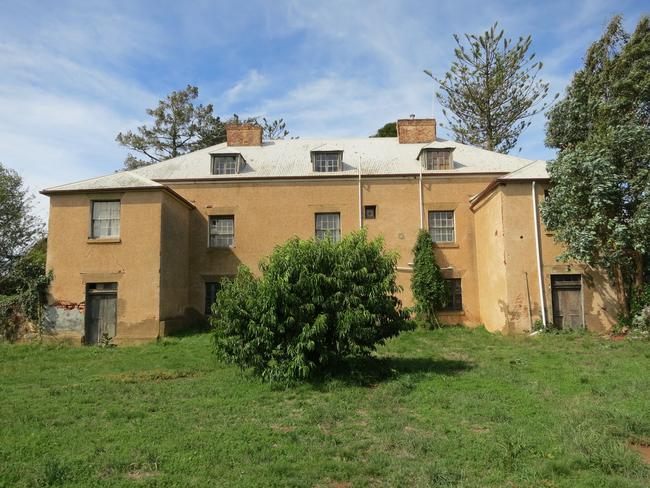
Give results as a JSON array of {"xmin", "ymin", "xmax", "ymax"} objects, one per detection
[
  {"xmin": 46, "ymin": 191, "xmax": 164, "ymax": 343},
  {"xmin": 479, "ymin": 182, "xmax": 618, "ymax": 333},
  {"xmin": 169, "ymin": 175, "xmax": 494, "ymax": 325},
  {"xmin": 472, "ymin": 190, "xmax": 509, "ymax": 331},
  {"xmin": 158, "ymin": 192, "xmax": 192, "ymax": 334}
]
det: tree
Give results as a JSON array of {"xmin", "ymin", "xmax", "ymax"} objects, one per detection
[
  {"xmin": 211, "ymin": 230, "xmax": 410, "ymax": 383},
  {"xmin": 116, "ymin": 86, "xmax": 292, "ymax": 170},
  {"xmin": 261, "ymin": 117, "xmax": 289, "ymax": 140},
  {"xmin": 371, "ymin": 122, "xmax": 397, "ymax": 137},
  {"xmin": 541, "ymin": 15, "xmax": 650, "ymax": 317},
  {"xmin": 410, "ymin": 230, "xmax": 448, "ymax": 327},
  {"xmin": 0, "ymin": 239, "xmax": 52, "ymax": 341},
  {"xmin": 430, "ymin": 23, "xmax": 554, "ymax": 153},
  {"xmin": 0, "ymin": 163, "xmax": 43, "ymax": 277},
  {"xmin": 116, "ymin": 85, "xmax": 226, "ymax": 169}
]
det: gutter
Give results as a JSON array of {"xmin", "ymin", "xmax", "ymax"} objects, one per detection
[{"xmin": 152, "ymin": 171, "xmax": 510, "ymax": 184}]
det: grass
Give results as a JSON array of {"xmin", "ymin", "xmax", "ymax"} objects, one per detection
[{"xmin": 1, "ymin": 327, "xmax": 649, "ymax": 487}]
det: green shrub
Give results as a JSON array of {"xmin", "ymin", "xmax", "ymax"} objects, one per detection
[
  {"xmin": 410, "ymin": 230, "xmax": 448, "ymax": 327},
  {"xmin": 0, "ymin": 239, "xmax": 52, "ymax": 341},
  {"xmin": 211, "ymin": 230, "xmax": 411, "ymax": 382}
]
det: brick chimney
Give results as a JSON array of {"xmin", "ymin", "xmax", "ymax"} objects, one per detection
[
  {"xmin": 396, "ymin": 118, "xmax": 436, "ymax": 144},
  {"xmin": 226, "ymin": 123, "xmax": 263, "ymax": 146}
]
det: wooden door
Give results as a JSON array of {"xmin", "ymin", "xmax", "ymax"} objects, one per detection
[
  {"xmin": 85, "ymin": 283, "xmax": 117, "ymax": 344},
  {"xmin": 551, "ymin": 275, "xmax": 583, "ymax": 330}
]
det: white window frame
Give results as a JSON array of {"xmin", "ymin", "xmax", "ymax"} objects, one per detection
[
  {"xmin": 208, "ymin": 215, "xmax": 235, "ymax": 248},
  {"xmin": 90, "ymin": 200, "xmax": 121, "ymax": 239},
  {"xmin": 211, "ymin": 154, "xmax": 243, "ymax": 175},
  {"xmin": 428, "ymin": 210, "xmax": 455, "ymax": 243},
  {"xmin": 315, "ymin": 212, "xmax": 341, "ymax": 242},
  {"xmin": 312, "ymin": 151, "xmax": 342, "ymax": 172},
  {"xmin": 422, "ymin": 149, "xmax": 453, "ymax": 170}
]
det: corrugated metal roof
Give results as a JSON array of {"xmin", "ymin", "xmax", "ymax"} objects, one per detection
[
  {"xmin": 43, "ymin": 171, "xmax": 162, "ymax": 193},
  {"xmin": 134, "ymin": 137, "xmax": 538, "ymax": 180},
  {"xmin": 498, "ymin": 160, "xmax": 549, "ymax": 180},
  {"xmin": 42, "ymin": 137, "xmax": 544, "ymax": 193}
]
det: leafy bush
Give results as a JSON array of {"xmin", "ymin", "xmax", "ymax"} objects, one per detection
[
  {"xmin": 0, "ymin": 239, "xmax": 52, "ymax": 341},
  {"xmin": 211, "ymin": 230, "xmax": 411, "ymax": 382},
  {"xmin": 411, "ymin": 230, "xmax": 448, "ymax": 327},
  {"xmin": 630, "ymin": 284, "xmax": 650, "ymax": 331}
]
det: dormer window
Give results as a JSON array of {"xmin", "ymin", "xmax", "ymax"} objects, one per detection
[
  {"xmin": 211, "ymin": 153, "xmax": 244, "ymax": 175},
  {"xmin": 421, "ymin": 149, "xmax": 454, "ymax": 170},
  {"xmin": 312, "ymin": 151, "xmax": 342, "ymax": 172}
]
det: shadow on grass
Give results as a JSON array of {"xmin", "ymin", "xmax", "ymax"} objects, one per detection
[{"xmin": 315, "ymin": 354, "xmax": 474, "ymax": 388}]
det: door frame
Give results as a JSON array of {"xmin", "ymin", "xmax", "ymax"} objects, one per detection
[
  {"xmin": 550, "ymin": 274, "xmax": 584, "ymax": 329},
  {"xmin": 84, "ymin": 283, "xmax": 117, "ymax": 344}
]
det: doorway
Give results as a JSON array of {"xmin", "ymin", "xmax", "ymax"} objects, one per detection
[
  {"xmin": 551, "ymin": 275, "xmax": 583, "ymax": 330},
  {"xmin": 85, "ymin": 283, "xmax": 117, "ymax": 344}
]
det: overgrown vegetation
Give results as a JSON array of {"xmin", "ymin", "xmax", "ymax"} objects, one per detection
[
  {"xmin": 211, "ymin": 230, "xmax": 410, "ymax": 383},
  {"xmin": 0, "ymin": 240, "xmax": 52, "ymax": 341},
  {"xmin": 542, "ymin": 15, "xmax": 650, "ymax": 324},
  {"xmin": 0, "ymin": 162, "xmax": 49, "ymax": 342},
  {"xmin": 1, "ymin": 328, "xmax": 648, "ymax": 487},
  {"xmin": 411, "ymin": 230, "xmax": 448, "ymax": 327},
  {"xmin": 116, "ymin": 85, "xmax": 290, "ymax": 169}
]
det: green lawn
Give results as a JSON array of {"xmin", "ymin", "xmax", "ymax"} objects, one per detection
[{"xmin": 1, "ymin": 328, "xmax": 649, "ymax": 487}]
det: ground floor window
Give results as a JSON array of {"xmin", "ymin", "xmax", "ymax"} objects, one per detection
[
  {"xmin": 315, "ymin": 212, "xmax": 341, "ymax": 242},
  {"xmin": 442, "ymin": 278, "xmax": 462, "ymax": 311},
  {"xmin": 205, "ymin": 281, "xmax": 222, "ymax": 315}
]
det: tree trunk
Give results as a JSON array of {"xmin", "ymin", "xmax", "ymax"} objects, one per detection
[{"xmin": 614, "ymin": 264, "xmax": 629, "ymax": 317}]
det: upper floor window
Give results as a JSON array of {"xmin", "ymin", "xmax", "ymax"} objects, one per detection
[
  {"xmin": 315, "ymin": 213, "xmax": 341, "ymax": 242},
  {"xmin": 312, "ymin": 151, "xmax": 342, "ymax": 172},
  {"xmin": 211, "ymin": 154, "xmax": 244, "ymax": 175},
  {"xmin": 443, "ymin": 278, "xmax": 463, "ymax": 311},
  {"xmin": 422, "ymin": 149, "xmax": 453, "ymax": 170},
  {"xmin": 91, "ymin": 201, "xmax": 120, "ymax": 238},
  {"xmin": 428, "ymin": 210, "xmax": 455, "ymax": 243},
  {"xmin": 209, "ymin": 215, "xmax": 234, "ymax": 247}
]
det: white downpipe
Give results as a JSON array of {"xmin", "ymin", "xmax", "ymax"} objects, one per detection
[
  {"xmin": 532, "ymin": 181, "xmax": 547, "ymax": 328},
  {"xmin": 358, "ymin": 157, "xmax": 363, "ymax": 228},
  {"xmin": 418, "ymin": 167, "xmax": 424, "ymax": 229}
]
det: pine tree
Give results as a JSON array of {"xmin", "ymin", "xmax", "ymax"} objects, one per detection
[
  {"xmin": 116, "ymin": 86, "xmax": 291, "ymax": 170},
  {"xmin": 430, "ymin": 23, "xmax": 554, "ymax": 153}
]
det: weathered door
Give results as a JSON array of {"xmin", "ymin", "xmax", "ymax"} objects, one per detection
[
  {"xmin": 85, "ymin": 283, "xmax": 117, "ymax": 344},
  {"xmin": 551, "ymin": 275, "xmax": 583, "ymax": 330}
]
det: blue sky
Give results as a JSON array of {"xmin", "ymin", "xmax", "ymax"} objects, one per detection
[{"xmin": 1, "ymin": 0, "xmax": 647, "ymax": 218}]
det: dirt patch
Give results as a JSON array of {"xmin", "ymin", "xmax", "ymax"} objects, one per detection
[
  {"xmin": 471, "ymin": 426, "xmax": 490, "ymax": 434},
  {"xmin": 126, "ymin": 470, "xmax": 158, "ymax": 479},
  {"xmin": 630, "ymin": 443, "xmax": 650, "ymax": 464},
  {"xmin": 271, "ymin": 424, "xmax": 295, "ymax": 433},
  {"xmin": 104, "ymin": 369, "xmax": 198, "ymax": 383}
]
